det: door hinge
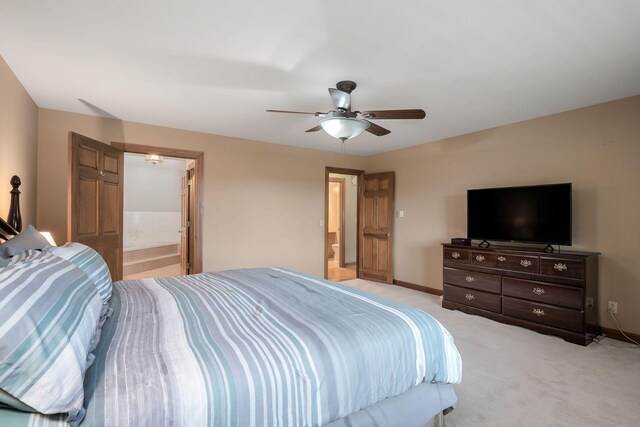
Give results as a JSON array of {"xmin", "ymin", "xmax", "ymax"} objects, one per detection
[
  {"xmin": 186, "ymin": 220, "xmax": 191, "ymax": 227},
  {"xmin": 186, "ymin": 262, "xmax": 190, "ymax": 270},
  {"xmin": 188, "ymin": 178, "xmax": 193, "ymax": 186}
]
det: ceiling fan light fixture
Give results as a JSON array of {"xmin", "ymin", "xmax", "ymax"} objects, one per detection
[{"xmin": 319, "ymin": 117, "xmax": 369, "ymax": 141}]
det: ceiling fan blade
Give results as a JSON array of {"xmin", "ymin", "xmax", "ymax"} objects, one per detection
[
  {"xmin": 364, "ymin": 120, "xmax": 391, "ymax": 136},
  {"xmin": 361, "ymin": 109, "xmax": 426, "ymax": 120},
  {"xmin": 266, "ymin": 109, "xmax": 330, "ymax": 117},
  {"xmin": 266, "ymin": 109, "xmax": 317, "ymax": 115},
  {"xmin": 305, "ymin": 125, "xmax": 322, "ymax": 133},
  {"xmin": 328, "ymin": 88, "xmax": 351, "ymax": 111}
]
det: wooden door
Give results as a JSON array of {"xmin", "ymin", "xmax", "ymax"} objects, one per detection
[
  {"xmin": 180, "ymin": 170, "xmax": 189, "ymax": 275},
  {"xmin": 187, "ymin": 163, "xmax": 196, "ymax": 274},
  {"xmin": 359, "ymin": 172, "xmax": 394, "ymax": 284},
  {"xmin": 69, "ymin": 132, "xmax": 124, "ymax": 281}
]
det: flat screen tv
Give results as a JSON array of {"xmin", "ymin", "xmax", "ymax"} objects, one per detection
[{"xmin": 467, "ymin": 183, "xmax": 572, "ymax": 246}]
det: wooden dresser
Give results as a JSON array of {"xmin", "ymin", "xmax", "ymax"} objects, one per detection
[{"xmin": 442, "ymin": 243, "xmax": 600, "ymax": 345}]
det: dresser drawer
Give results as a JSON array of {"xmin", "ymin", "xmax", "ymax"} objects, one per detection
[
  {"xmin": 502, "ymin": 278, "xmax": 583, "ymax": 310},
  {"xmin": 444, "ymin": 284, "xmax": 501, "ymax": 313},
  {"xmin": 443, "ymin": 268, "xmax": 501, "ymax": 293},
  {"xmin": 443, "ymin": 247, "xmax": 470, "ymax": 264},
  {"xmin": 471, "ymin": 251, "xmax": 539, "ymax": 273},
  {"xmin": 502, "ymin": 297, "xmax": 583, "ymax": 333},
  {"xmin": 540, "ymin": 257, "xmax": 585, "ymax": 280}
]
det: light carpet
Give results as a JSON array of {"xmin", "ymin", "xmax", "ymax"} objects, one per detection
[{"xmin": 342, "ymin": 279, "xmax": 640, "ymax": 427}]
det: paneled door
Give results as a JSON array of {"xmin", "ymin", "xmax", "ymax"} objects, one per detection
[
  {"xmin": 180, "ymin": 170, "xmax": 189, "ymax": 275},
  {"xmin": 68, "ymin": 132, "xmax": 123, "ymax": 280},
  {"xmin": 180, "ymin": 164, "xmax": 196, "ymax": 275},
  {"xmin": 359, "ymin": 172, "xmax": 395, "ymax": 284}
]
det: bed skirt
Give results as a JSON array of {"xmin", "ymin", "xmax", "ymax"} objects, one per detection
[{"xmin": 326, "ymin": 382, "xmax": 456, "ymax": 427}]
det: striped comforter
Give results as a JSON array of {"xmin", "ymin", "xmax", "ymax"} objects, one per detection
[{"xmin": 1, "ymin": 268, "xmax": 462, "ymax": 426}]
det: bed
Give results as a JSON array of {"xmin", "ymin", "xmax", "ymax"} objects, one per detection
[{"xmin": 0, "ymin": 177, "xmax": 462, "ymax": 426}]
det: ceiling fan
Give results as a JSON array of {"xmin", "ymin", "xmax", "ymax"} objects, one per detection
[{"xmin": 267, "ymin": 80, "xmax": 426, "ymax": 141}]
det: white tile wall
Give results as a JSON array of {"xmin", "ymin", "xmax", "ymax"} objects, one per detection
[{"xmin": 124, "ymin": 211, "xmax": 181, "ymax": 249}]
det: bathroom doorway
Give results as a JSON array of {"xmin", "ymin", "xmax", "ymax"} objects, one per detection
[
  {"xmin": 113, "ymin": 142, "xmax": 204, "ymax": 280},
  {"xmin": 325, "ymin": 167, "xmax": 363, "ymax": 282},
  {"xmin": 121, "ymin": 153, "xmax": 189, "ymax": 279}
]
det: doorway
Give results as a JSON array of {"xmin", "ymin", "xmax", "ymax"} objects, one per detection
[
  {"xmin": 325, "ymin": 167, "xmax": 363, "ymax": 282},
  {"xmin": 121, "ymin": 153, "xmax": 189, "ymax": 279},
  {"xmin": 112, "ymin": 142, "xmax": 204, "ymax": 278},
  {"xmin": 324, "ymin": 168, "xmax": 396, "ymax": 284}
]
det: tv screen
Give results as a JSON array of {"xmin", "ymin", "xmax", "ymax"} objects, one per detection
[{"xmin": 467, "ymin": 183, "xmax": 572, "ymax": 245}]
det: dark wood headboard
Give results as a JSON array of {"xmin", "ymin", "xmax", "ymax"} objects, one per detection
[{"xmin": 0, "ymin": 175, "xmax": 21, "ymax": 241}]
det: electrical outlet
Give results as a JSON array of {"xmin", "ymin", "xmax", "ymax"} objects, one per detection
[
  {"xmin": 585, "ymin": 297, "xmax": 594, "ymax": 309},
  {"xmin": 608, "ymin": 301, "xmax": 618, "ymax": 314}
]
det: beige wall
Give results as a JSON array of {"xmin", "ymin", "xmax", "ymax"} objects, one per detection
[
  {"xmin": 328, "ymin": 181, "xmax": 341, "ymax": 234},
  {"xmin": 36, "ymin": 109, "xmax": 366, "ymax": 277},
  {"xmin": 365, "ymin": 96, "xmax": 640, "ymax": 334},
  {"xmin": 0, "ymin": 56, "xmax": 38, "ymax": 226}
]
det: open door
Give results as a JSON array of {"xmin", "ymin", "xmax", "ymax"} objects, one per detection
[
  {"xmin": 179, "ymin": 163, "xmax": 196, "ymax": 275},
  {"xmin": 180, "ymin": 170, "xmax": 189, "ymax": 275},
  {"xmin": 186, "ymin": 163, "xmax": 196, "ymax": 274},
  {"xmin": 180, "ymin": 163, "xmax": 196, "ymax": 275},
  {"xmin": 68, "ymin": 132, "xmax": 124, "ymax": 281},
  {"xmin": 359, "ymin": 172, "xmax": 395, "ymax": 284}
]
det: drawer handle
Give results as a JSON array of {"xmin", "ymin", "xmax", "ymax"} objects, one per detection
[
  {"xmin": 465, "ymin": 293, "xmax": 475, "ymax": 301},
  {"xmin": 465, "ymin": 275, "xmax": 475, "ymax": 283},
  {"xmin": 497, "ymin": 256, "xmax": 506, "ymax": 262},
  {"xmin": 532, "ymin": 308, "xmax": 545, "ymax": 316},
  {"xmin": 532, "ymin": 287, "xmax": 546, "ymax": 295},
  {"xmin": 520, "ymin": 259, "xmax": 532, "ymax": 267},
  {"xmin": 451, "ymin": 252, "xmax": 461, "ymax": 259},
  {"xmin": 475, "ymin": 255, "xmax": 485, "ymax": 262},
  {"xmin": 554, "ymin": 263, "xmax": 568, "ymax": 271}
]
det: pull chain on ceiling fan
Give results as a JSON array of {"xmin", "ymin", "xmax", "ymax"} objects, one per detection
[{"xmin": 267, "ymin": 80, "xmax": 426, "ymax": 142}]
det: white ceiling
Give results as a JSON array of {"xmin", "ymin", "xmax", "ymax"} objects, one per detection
[
  {"xmin": 124, "ymin": 153, "xmax": 188, "ymax": 171},
  {"xmin": 1, "ymin": 1, "xmax": 639, "ymax": 155}
]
